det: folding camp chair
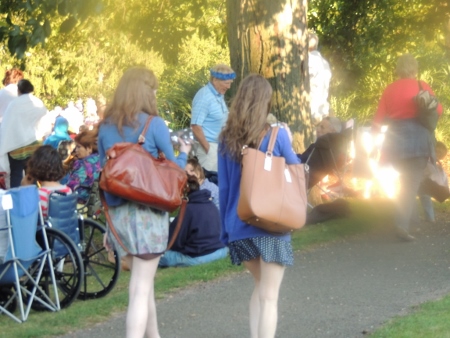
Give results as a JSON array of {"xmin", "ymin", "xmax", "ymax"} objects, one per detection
[
  {"xmin": 0, "ymin": 186, "xmax": 60, "ymax": 323},
  {"xmin": 303, "ymin": 119, "xmax": 355, "ymax": 206}
]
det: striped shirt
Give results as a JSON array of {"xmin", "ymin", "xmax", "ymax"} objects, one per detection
[{"xmin": 39, "ymin": 185, "xmax": 72, "ymax": 218}]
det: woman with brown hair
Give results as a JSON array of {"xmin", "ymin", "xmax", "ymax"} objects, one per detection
[
  {"xmin": 98, "ymin": 66, "xmax": 190, "ymax": 338},
  {"xmin": 62, "ymin": 126, "xmax": 101, "ymax": 204},
  {"xmin": 218, "ymin": 74, "xmax": 300, "ymax": 338},
  {"xmin": 0, "ymin": 68, "xmax": 24, "ymax": 122},
  {"xmin": 185, "ymin": 156, "xmax": 219, "ymax": 210}
]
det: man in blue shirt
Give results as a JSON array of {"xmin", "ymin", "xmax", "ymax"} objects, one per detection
[{"xmin": 191, "ymin": 64, "xmax": 235, "ymax": 172}]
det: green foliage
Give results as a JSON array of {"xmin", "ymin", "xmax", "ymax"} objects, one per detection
[
  {"xmin": 309, "ymin": 0, "xmax": 450, "ymax": 145},
  {"xmin": 158, "ymin": 33, "xmax": 229, "ymax": 129},
  {"xmin": 0, "ymin": 0, "xmax": 228, "ymax": 130},
  {"xmin": 0, "ymin": 0, "xmax": 103, "ymax": 58}
]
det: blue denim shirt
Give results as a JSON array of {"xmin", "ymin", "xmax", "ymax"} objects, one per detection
[{"xmin": 382, "ymin": 118, "xmax": 435, "ymax": 162}]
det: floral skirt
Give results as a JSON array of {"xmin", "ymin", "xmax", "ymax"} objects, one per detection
[
  {"xmin": 106, "ymin": 202, "xmax": 169, "ymax": 259},
  {"xmin": 229, "ymin": 236, "xmax": 293, "ymax": 267}
]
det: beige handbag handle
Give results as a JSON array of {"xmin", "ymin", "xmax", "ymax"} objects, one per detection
[{"xmin": 266, "ymin": 127, "xmax": 279, "ymax": 153}]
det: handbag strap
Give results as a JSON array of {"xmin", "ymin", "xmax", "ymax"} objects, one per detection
[
  {"xmin": 99, "ymin": 188, "xmax": 187, "ymax": 254},
  {"xmin": 418, "ymin": 80, "xmax": 423, "ymax": 92},
  {"xmin": 138, "ymin": 115, "xmax": 154, "ymax": 144},
  {"xmin": 266, "ymin": 127, "xmax": 280, "ymax": 154}
]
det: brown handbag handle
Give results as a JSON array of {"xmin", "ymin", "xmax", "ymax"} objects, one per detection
[
  {"xmin": 137, "ymin": 115, "xmax": 154, "ymax": 144},
  {"xmin": 99, "ymin": 188, "xmax": 186, "ymax": 254},
  {"xmin": 138, "ymin": 115, "xmax": 166, "ymax": 159}
]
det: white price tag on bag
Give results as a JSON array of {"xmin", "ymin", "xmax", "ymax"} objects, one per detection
[
  {"xmin": 284, "ymin": 168, "xmax": 292, "ymax": 183},
  {"xmin": 264, "ymin": 156, "xmax": 272, "ymax": 171},
  {"xmin": 2, "ymin": 194, "xmax": 13, "ymax": 210}
]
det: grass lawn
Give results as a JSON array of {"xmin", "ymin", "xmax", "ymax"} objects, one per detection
[
  {"xmin": 371, "ymin": 295, "xmax": 450, "ymax": 338},
  {"xmin": 0, "ymin": 198, "xmax": 447, "ymax": 337}
]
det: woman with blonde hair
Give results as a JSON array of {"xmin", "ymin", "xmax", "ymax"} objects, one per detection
[
  {"xmin": 218, "ymin": 74, "xmax": 300, "ymax": 338},
  {"xmin": 98, "ymin": 67, "xmax": 191, "ymax": 338}
]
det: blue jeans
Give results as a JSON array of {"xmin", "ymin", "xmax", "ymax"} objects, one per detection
[
  {"xmin": 418, "ymin": 194, "xmax": 435, "ymax": 222},
  {"xmin": 392, "ymin": 157, "xmax": 428, "ymax": 232},
  {"xmin": 159, "ymin": 247, "xmax": 229, "ymax": 267}
]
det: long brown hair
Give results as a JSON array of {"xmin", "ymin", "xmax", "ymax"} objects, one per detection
[
  {"xmin": 219, "ymin": 74, "xmax": 273, "ymax": 162},
  {"xmin": 75, "ymin": 125, "xmax": 99, "ymax": 153},
  {"xmin": 103, "ymin": 67, "xmax": 159, "ymax": 131}
]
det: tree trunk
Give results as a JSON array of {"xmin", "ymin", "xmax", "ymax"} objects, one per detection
[{"xmin": 226, "ymin": 0, "xmax": 312, "ymax": 151}]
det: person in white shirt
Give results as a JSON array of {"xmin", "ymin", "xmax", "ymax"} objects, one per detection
[
  {"xmin": 0, "ymin": 68, "xmax": 24, "ymax": 123},
  {"xmin": 308, "ymin": 32, "xmax": 332, "ymax": 122}
]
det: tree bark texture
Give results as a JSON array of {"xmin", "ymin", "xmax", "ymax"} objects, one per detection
[{"xmin": 226, "ymin": 0, "xmax": 312, "ymax": 151}]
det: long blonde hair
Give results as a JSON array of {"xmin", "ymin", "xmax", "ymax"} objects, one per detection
[
  {"xmin": 103, "ymin": 67, "xmax": 159, "ymax": 131},
  {"xmin": 220, "ymin": 74, "xmax": 273, "ymax": 162}
]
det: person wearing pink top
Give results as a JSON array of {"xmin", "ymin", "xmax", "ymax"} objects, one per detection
[
  {"xmin": 372, "ymin": 53, "xmax": 443, "ymax": 241},
  {"xmin": 21, "ymin": 145, "xmax": 72, "ymax": 218}
]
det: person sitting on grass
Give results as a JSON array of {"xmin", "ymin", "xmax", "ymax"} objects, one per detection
[
  {"xmin": 21, "ymin": 145, "xmax": 71, "ymax": 218},
  {"xmin": 159, "ymin": 175, "xmax": 228, "ymax": 267},
  {"xmin": 185, "ymin": 156, "xmax": 219, "ymax": 211},
  {"xmin": 297, "ymin": 116, "xmax": 342, "ymax": 163}
]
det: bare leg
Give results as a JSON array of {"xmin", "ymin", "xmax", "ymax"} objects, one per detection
[
  {"xmin": 258, "ymin": 259, "xmax": 285, "ymax": 338},
  {"xmin": 126, "ymin": 255, "xmax": 161, "ymax": 338},
  {"xmin": 244, "ymin": 258, "xmax": 261, "ymax": 338},
  {"xmin": 244, "ymin": 257, "xmax": 286, "ymax": 338}
]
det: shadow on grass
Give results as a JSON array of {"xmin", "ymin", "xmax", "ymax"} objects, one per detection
[{"xmin": 0, "ymin": 198, "xmax": 398, "ymax": 337}]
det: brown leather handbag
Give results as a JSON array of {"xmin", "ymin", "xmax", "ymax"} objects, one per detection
[
  {"xmin": 99, "ymin": 115, "xmax": 188, "ymax": 213},
  {"xmin": 99, "ymin": 115, "xmax": 188, "ymax": 253},
  {"xmin": 237, "ymin": 127, "xmax": 307, "ymax": 233}
]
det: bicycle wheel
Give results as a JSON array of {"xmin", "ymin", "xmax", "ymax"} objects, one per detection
[
  {"xmin": 78, "ymin": 218, "xmax": 120, "ymax": 300},
  {"xmin": 0, "ymin": 285, "xmax": 17, "ymax": 313},
  {"xmin": 31, "ymin": 227, "xmax": 83, "ymax": 310}
]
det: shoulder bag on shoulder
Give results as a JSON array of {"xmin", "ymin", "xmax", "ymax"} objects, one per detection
[
  {"xmin": 414, "ymin": 80, "xmax": 439, "ymax": 132},
  {"xmin": 237, "ymin": 127, "xmax": 307, "ymax": 234},
  {"xmin": 99, "ymin": 115, "xmax": 188, "ymax": 212}
]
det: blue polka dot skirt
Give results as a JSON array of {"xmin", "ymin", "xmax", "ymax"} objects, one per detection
[{"xmin": 229, "ymin": 236, "xmax": 294, "ymax": 267}]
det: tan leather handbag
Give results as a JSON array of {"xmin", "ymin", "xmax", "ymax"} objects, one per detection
[{"xmin": 237, "ymin": 127, "xmax": 307, "ymax": 233}]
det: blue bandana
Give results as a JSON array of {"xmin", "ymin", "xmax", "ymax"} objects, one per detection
[{"xmin": 210, "ymin": 70, "xmax": 236, "ymax": 81}]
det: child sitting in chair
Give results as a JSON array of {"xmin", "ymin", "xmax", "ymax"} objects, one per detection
[{"xmin": 21, "ymin": 145, "xmax": 71, "ymax": 218}]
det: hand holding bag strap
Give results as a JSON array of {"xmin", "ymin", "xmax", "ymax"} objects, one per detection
[{"xmin": 99, "ymin": 188, "xmax": 187, "ymax": 253}]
